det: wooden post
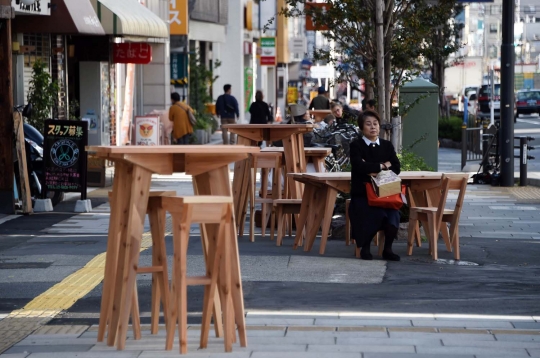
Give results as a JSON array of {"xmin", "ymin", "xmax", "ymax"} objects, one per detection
[
  {"xmin": 13, "ymin": 111, "xmax": 32, "ymax": 214},
  {"xmin": 0, "ymin": 5, "xmax": 15, "ymax": 214}
]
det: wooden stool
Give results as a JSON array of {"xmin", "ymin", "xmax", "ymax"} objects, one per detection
[
  {"xmin": 162, "ymin": 196, "xmax": 237, "ymax": 354},
  {"xmin": 98, "ymin": 191, "xmax": 174, "ymax": 343},
  {"xmin": 249, "ymin": 152, "xmax": 283, "ymax": 242},
  {"xmin": 273, "ymin": 199, "xmax": 302, "ymax": 246}
]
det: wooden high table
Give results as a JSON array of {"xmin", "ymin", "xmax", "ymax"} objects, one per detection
[
  {"xmin": 292, "ymin": 171, "xmax": 446, "ymax": 255},
  {"xmin": 222, "ymin": 124, "xmax": 314, "ymax": 229},
  {"xmin": 87, "ymin": 145, "xmax": 260, "ymax": 350},
  {"xmin": 262, "ymin": 147, "xmax": 331, "ymax": 173}
]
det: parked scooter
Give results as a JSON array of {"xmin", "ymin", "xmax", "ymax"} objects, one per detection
[{"xmin": 13, "ymin": 104, "xmax": 64, "ymax": 207}]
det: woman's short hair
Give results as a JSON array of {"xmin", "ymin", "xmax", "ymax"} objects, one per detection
[
  {"xmin": 357, "ymin": 110, "xmax": 381, "ymax": 129},
  {"xmin": 255, "ymin": 90, "xmax": 263, "ymax": 101}
]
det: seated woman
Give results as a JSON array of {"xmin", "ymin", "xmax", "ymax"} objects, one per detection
[{"xmin": 348, "ymin": 110, "xmax": 401, "ymax": 261}]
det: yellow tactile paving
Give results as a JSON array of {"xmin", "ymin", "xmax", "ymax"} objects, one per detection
[{"xmin": 0, "ymin": 217, "xmax": 172, "ymax": 354}]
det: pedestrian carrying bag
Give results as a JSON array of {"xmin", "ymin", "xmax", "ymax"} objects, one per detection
[
  {"xmin": 177, "ymin": 103, "xmax": 197, "ymax": 126},
  {"xmin": 366, "ymin": 171, "xmax": 406, "ymax": 210}
]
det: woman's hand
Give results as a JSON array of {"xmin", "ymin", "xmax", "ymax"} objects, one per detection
[{"xmin": 383, "ymin": 161, "xmax": 391, "ymax": 169}]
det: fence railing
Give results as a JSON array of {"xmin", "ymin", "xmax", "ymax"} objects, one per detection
[{"xmin": 461, "ymin": 125, "xmax": 485, "ymax": 170}]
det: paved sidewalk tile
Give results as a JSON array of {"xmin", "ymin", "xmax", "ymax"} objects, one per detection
[
  {"xmin": 23, "ymin": 353, "xmax": 141, "ymax": 358},
  {"xmin": 412, "ymin": 319, "xmax": 514, "ymax": 328},
  {"xmin": 4, "ymin": 345, "xmax": 93, "ymax": 354},
  {"xmin": 442, "ymin": 337, "xmax": 540, "ymax": 348},
  {"xmin": 416, "ymin": 346, "xmax": 530, "ymax": 356},
  {"xmin": 244, "ymin": 318, "xmax": 315, "ymax": 326},
  {"xmin": 252, "ymin": 353, "xmax": 360, "ymax": 358},
  {"xmin": 315, "ymin": 319, "xmax": 412, "ymax": 327},
  {"xmin": 363, "ymin": 355, "xmax": 474, "ymax": 358},
  {"xmin": 512, "ymin": 322, "xmax": 540, "ymax": 329},
  {"xmin": 308, "ymin": 344, "xmax": 416, "ymax": 353}
]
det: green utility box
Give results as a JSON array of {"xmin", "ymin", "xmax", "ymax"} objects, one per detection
[{"xmin": 400, "ymin": 78, "xmax": 439, "ymax": 171}]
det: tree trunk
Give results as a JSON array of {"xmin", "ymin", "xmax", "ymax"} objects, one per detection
[{"xmin": 375, "ymin": 0, "xmax": 386, "ymax": 124}]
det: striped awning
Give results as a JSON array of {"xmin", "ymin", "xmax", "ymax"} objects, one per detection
[{"xmin": 91, "ymin": 0, "xmax": 169, "ymax": 39}]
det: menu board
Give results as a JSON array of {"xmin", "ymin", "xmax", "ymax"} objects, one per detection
[{"xmin": 43, "ymin": 120, "xmax": 88, "ymax": 196}]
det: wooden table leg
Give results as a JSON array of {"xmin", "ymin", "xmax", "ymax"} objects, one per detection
[
  {"xmin": 232, "ymin": 136, "xmax": 255, "ymax": 232},
  {"xmin": 109, "ymin": 165, "xmax": 152, "ymax": 350},
  {"xmin": 318, "ymin": 187, "xmax": 339, "ymax": 255},
  {"xmin": 293, "ymin": 182, "xmax": 317, "ymax": 249},
  {"xmin": 194, "ymin": 165, "xmax": 247, "ymax": 347},
  {"xmin": 97, "ymin": 162, "xmax": 128, "ymax": 343},
  {"xmin": 304, "ymin": 186, "xmax": 329, "ymax": 252}
]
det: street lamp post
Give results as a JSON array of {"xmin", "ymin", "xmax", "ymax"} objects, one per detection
[{"xmin": 499, "ymin": 0, "xmax": 515, "ymax": 186}]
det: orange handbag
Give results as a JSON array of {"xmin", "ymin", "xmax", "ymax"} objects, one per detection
[{"xmin": 365, "ymin": 183, "xmax": 407, "ymax": 210}]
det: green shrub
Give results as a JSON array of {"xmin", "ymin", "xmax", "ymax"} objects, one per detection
[
  {"xmin": 27, "ymin": 59, "xmax": 58, "ymax": 132},
  {"xmin": 438, "ymin": 116, "xmax": 462, "ymax": 142},
  {"xmin": 398, "ymin": 149, "xmax": 434, "ymax": 171}
]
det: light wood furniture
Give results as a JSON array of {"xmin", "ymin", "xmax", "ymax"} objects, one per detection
[
  {"xmin": 249, "ymin": 152, "xmax": 282, "ymax": 242},
  {"xmin": 222, "ymin": 124, "xmax": 314, "ymax": 233},
  {"xmin": 262, "ymin": 147, "xmax": 331, "ymax": 173},
  {"xmin": 292, "ymin": 171, "xmax": 447, "ymax": 255},
  {"xmin": 162, "ymin": 196, "xmax": 235, "ymax": 354},
  {"xmin": 407, "ymin": 173, "xmax": 468, "ymax": 260},
  {"xmin": 100, "ymin": 190, "xmax": 175, "ymax": 342},
  {"xmin": 273, "ymin": 199, "xmax": 303, "ymax": 246},
  {"xmin": 310, "ymin": 109, "xmax": 332, "ymax": 123},
  {"xmin": 87, "ymin": 145, "xmax": 257, "ymax": 350}
]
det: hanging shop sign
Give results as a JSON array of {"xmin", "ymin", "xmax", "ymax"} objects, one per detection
[
  {"xmin": 260, "ymin": 37, "xmax": 276, "ymax": 66},
  {"xmin": 170, "ymin": 0, "xmax": 188, "ymax": 35},
  {"xmin": 113, "ymin": 43, "xmax": 152, "ymax": 64},
  {"xmin": 12, "ymin": 0, "xmax": 50, "ymax": 16},
  {"xmin": 43, "ymin": 120, "xmax": 88, "ymax": 194}
]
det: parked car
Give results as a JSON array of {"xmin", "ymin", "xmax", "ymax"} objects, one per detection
[
  {"xmin": 515, "ymin": 89, "xmax": 540, "ymax": 120},
  {"xmin": 466, "ymin": 91, "xmax": 477, "ymax": 118},
  {"xmin": 458, "ymin": 85, "xmax": 478, "ymax": 112},
  {"xmin": 476, "ymin": 84, "xmax": 501, "ymax": 121}
]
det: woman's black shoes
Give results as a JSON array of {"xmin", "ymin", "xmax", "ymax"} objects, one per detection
[
  {"xmin": 382, "ymin": 250, "xmax": 400, "ymax": 261},
  {"xmin": 360, "ymin": 249, "xmax": 373, "ymax": 260}
]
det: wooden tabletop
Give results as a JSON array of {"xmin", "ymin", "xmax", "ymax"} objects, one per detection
[
  {"xmin": 222, "ymin": 124, "xmax": 314, "ymax": 130},
  {"xmin": 295, "ymin": 171, "xmax": 446, "ymax": 182},
  {"xmin": 262, "ymin": 147, "xmax": 331, "ymax": 155},
  {"xmin": 86, "ymin": 145, "xmax": 260, "ymax": 155}
]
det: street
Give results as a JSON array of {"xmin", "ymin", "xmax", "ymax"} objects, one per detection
[{"xmin": 515, "ymin": 114, "xmax": 540, "ymax": 178}]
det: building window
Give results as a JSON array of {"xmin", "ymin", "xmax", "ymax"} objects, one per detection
[
  {"xmin": 490, "ymin": 23, "xmax": 498, "ymax": 34},
  {"xmin": 524, "ymin": 6, "xmax": 535, "ymax": 15},
  {"xmin": 490, "ymin": 5, "xmax": 501, "ymax": 15}
]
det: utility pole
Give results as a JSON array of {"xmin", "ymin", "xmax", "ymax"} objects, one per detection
[
  {"xmin": 0, "ymin": 0, "xmax": 14, "ymax": 214},
  {"xmin": 499, "ymin": 0, "xmax": 515, "ymax": 186},
  {"xmin": 375, "ymin": 0, "xmax": 386, "ymax": 122}
]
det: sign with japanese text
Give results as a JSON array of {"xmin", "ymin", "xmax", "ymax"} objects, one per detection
[
  {"xmin": 135, "ymin": 116, "xmax": 160, "ymax": 146},
  {"xmin": 170, "ymin": 0, "xmax": 188, "ymax": 35},
  {"xmin": 112, "ymin": 43, "xmax": 152, "ymax": 64},
  {"xmin": 260, "ymin": 37, "xmax": 276, "ymax": 66},
  {"xmin": 43, "ymin": 120, "xmax": 88, "ymax": 194}
]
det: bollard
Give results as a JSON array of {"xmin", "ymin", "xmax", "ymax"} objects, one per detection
[{"xmin": 520, "ymin": 137, "xmax": 527, "ymax": 186}]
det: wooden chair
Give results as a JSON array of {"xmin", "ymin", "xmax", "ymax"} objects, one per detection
[
  {"xmin": 98, "ymin": 190, "xmax": 174, "ymax": 342},
  {"xmin": 407, "ymin": 173, "xmax": 468, "ymax": 260},
  {"xmin": 249, "ymin": 152, "xmax": 283, "ymax": 242},
  {"xmin": 162, "ymin": 196, "xmax": 236, "ymax": 354},
  {"xmin": 273, "ymin": 199, "xmax": 303, "ymax": 246}
]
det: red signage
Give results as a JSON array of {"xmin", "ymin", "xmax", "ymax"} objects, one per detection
[
  {"xmin": 113, "ymin": 43, "xmax": 152, "ymax": 64},
  {"xmin": 305, "ymin": 3, "xmax": 331, "ymax": 31}
]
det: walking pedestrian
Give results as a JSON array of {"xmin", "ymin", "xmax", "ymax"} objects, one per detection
[
  {"xmin": 249, "ymin": 90, "xmax": 273, "ymax": 124},
  {"xmin": 169, "ymin": 92, "xmax": 193, "ymax": 145},
  {"xmin": 216, "ymin": 84, "xmax": 240, "ymax": 144}
]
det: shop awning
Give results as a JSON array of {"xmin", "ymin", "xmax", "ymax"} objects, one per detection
[
  {"xmin": 92, "ymin": 0, "xmax": 169, "ymax": 39},
  {"xmin": 12, "ymin": 0, "xmax": 105, "ymax": 35}
]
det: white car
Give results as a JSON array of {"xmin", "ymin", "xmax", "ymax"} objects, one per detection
[
  {"xmin": 465, "ymin": 92, "xmax": 477, "ymax": 117},
  {"xmin": 458, "ymin": 85, "xmax": 479, "ymax": 112}
]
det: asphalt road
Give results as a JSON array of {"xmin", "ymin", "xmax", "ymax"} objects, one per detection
[{"xmin": 514, "ymin": 114, "xmax": 540, "ymax": 175}]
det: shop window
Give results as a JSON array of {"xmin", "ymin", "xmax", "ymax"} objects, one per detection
[
  {"xmin": 489, "ymin": 23, "xmax": 498, "ymax": 34},
  {"xmin": 490, "ymin": 5, "xmax": 501, "ymax": 15}
]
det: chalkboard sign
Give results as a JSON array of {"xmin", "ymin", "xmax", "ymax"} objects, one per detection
[{"xmin": 43, "ymin": 120, "xmax": 88, "ymax": 198}]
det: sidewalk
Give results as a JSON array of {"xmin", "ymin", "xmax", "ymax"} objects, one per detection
[{"xmin": 0, "ymin": 147, "xmax": 539, "ymax": 357}]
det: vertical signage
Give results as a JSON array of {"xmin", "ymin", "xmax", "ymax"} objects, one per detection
[
  {"xmin": 43, "ymin": 120, "xmax": 88, "ymax": 194},
  {"xmin": 244, "ymin": 67, "xmax": 254, "ymax": 112},
  {"xmin": 260, "ymin": 37, "xmax": 276, "ymax": 66},
  {"xmin": 170, "ymin": 0, "xmax": 188, "ymax": 35},
  {"xmin": 135, "ymin": 116, "xmax": 160, "ymax": 145}
]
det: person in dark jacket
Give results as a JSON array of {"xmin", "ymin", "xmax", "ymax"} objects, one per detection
[
  {"xmin": 348, "ymin": 110, "xmax": 401, "ymax": 261},
  {"xmin": 309, "ymin": 86, "xmax": 330, "ymax": 110},
  {"xmin": 249, "ymin": 90, "xmax": 273, "ymax": 124},
  {"xmin": 216, "ymin": 84, "xmax": 240, "ymax": 144}
]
